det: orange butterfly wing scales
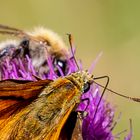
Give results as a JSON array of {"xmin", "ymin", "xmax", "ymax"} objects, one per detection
[
  {"xmin": 0, "ymin": 79, "xmax": 52, "ymax": 99},
  {"xmin": 0, "ymin": 79, "xmax": 52, "ymax": 124},
  {"xmin": 46, "ymin": 104, "xmax": 75, "ymax": 140},
  {"xmin": 0, "ymin": 77, "xmax": 81, "ymax": 139}
]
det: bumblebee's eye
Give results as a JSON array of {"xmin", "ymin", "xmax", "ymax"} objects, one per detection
[
  {"xmin": 57, "ymin": 59, "xmax": 66, "ymax": 69},
  {"xmin": 54, "ymin": 59, "xmax": 67, "ymax": 76},
  {"xmin": 83, "ymin": 82, "xmax": 90, "ymax": 93}
]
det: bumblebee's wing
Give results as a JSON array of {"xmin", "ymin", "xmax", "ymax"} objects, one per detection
[
  {"xmin": 0, "ymin": 24, "xmax": 45, "ymax": 43},
  {"xmin": 0, "ymin": 24, "xmax": 29, "ymax": 38},
  {"xmin": 0, "ymin": 79, "xmax": 52, "ymax": 121}
]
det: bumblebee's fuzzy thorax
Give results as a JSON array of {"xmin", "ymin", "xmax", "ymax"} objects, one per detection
[{"xmin": 0, "ymin": 25, "xmax": 70, "ymax": 76}]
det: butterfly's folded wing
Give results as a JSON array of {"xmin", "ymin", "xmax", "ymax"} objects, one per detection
[
  {"xmin": 0, "ymin": 79, "xmax": 52, "ymax": 123},
  {"xmin": 45, "ymin": 103, "xmax": 75, "ymax": 140},
  {"xmin": 0, "ymin": 78, "xmax": 83, "ymax": 140}
]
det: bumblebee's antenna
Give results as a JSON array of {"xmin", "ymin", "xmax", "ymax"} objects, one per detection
[{"xmin": 67, "ymin": 34, "xmax": 79, "ymax": 70}]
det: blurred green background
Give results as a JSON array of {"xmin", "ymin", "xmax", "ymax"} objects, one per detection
[{"xmin": 0, "ymin": 0, "xmax": 140, "ymax": 139}]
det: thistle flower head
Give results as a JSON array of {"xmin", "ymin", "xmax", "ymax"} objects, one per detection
[{"xmin": 77, "ymin": 84, "xmax": 114, "ymax": 140}]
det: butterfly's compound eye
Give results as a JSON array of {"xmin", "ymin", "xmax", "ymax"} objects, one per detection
[{"xmin": 83, "ymin": 82, "xmax": 90, "ymax": 93}]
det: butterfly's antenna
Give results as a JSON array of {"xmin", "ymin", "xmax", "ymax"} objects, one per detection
[
  {"xmin": 92, "ymin": 76, "xmax": 109, "ymax": 121},
  {"xmin": 93, "ymin": 81, "xmax": 140, "ymax": 102},
  {"xmin": 67, "ymin": 34, "xmax": 79, "ymax": 70}
]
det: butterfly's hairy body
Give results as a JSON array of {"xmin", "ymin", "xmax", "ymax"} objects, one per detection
[{"xmin": 0, "ymin": 78, "xmax": 81, "ymax": 140}]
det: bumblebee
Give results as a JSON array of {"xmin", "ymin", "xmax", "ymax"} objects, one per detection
[{"xmin": 0, "ymin": 24, "xmax": 70, "ymax": 76}]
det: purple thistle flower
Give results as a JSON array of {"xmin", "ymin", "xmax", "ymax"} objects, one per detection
[
  {"xmin": 0, "ymin": 44, "xmax": 132, "ymax": 140},
  {"xmin": 77, "ymin": 85, "xmax": 114, "ymax": 140}
]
